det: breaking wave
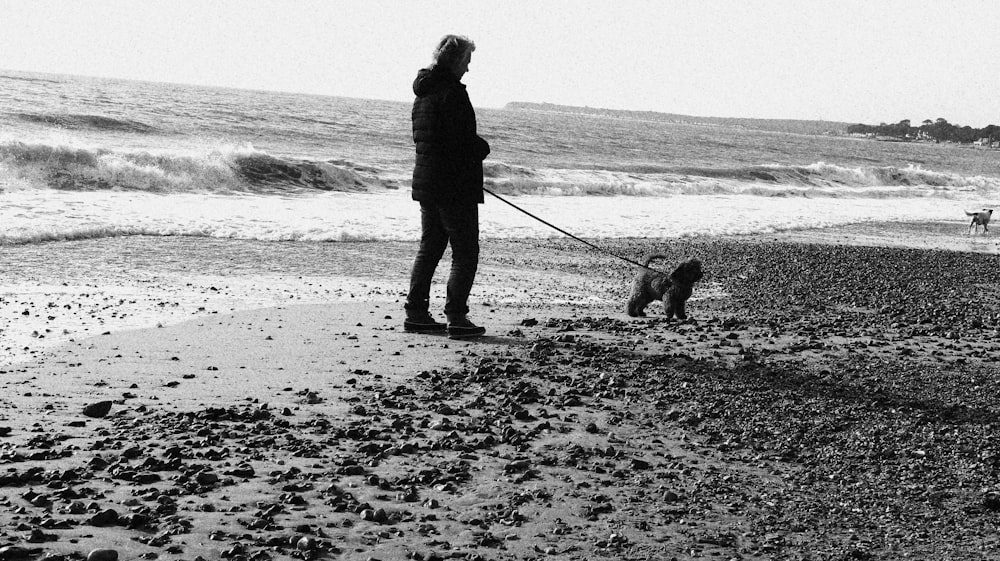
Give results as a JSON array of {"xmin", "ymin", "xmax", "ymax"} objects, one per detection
[
  {"xmin": 1, "ymin": 138, "xmax": 997, "ymax": 203},
  {"xmin": 484, "ymin": 161, "xmax": 1000, "ymax": 199},
  {"xmin": 0, "ymin": 140, "xmax": 394, "ymax": 194}
]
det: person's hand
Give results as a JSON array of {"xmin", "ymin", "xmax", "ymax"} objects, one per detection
[{"xmin": 476, "ymin": 136, "xmax": 490, "ymax": 160}]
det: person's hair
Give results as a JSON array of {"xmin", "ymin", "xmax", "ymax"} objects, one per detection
[{"xmin": 431, "ymin": 35, "xmax": 475, "ymax": 71}]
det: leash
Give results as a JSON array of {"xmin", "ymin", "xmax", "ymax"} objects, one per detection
[{"xmin": 483, "ymin": 186, "xmax": 669, "ymax": 274}]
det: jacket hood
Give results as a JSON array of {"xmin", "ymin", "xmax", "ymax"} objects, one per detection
[{"xmin": 413, "ymin": 65, "xmax": 460, "ymax": 96}]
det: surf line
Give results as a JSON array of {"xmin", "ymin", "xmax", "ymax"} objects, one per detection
[{"xmin": 483, "ymin": 187, "xmax": 669, "ymax": 274}]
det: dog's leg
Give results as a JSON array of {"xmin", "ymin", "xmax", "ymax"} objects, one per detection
[
  {"xmin": 664, "ymin": 297, "xmax": 687, "ymax": 320},
  {"xmin": 627, "ymin": 295, "xmax": 649, "ymax": 317}
]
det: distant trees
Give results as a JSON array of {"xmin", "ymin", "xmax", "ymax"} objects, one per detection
[{"xmin": 848, "ymin": 117, "xmax": 999, "ymax": 143}]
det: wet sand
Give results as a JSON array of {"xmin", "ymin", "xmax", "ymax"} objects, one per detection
[{"xmin": 2, "ymin": 220, "xmax": 1000, "ymax": 560}]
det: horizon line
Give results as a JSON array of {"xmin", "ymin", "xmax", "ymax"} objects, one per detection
[{"xmin": 2, "ymin": 67, "xmax": 995, "ymax": 130}]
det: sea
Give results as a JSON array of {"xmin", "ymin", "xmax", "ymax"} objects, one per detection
[
  {"xmin": 3, "ymin": 69, "xmax": 1000, "ymax": 244},
  {"xmin": 1, "ymin": 69, "xmax": 999, "ymax": 365}
]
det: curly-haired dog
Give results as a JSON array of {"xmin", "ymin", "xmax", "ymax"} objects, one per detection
[
  {"xmin": 626, "ymin": 254, "xmax": 703, "ymax": 318},
  {"xmin": 967, "ymin": 208, "xmax": 993, "ymax": 234}
]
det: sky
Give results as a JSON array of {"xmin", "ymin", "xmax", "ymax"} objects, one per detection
[{"xmin": 1, "ymin": 0, "xmax": 998, "ymax": 127}]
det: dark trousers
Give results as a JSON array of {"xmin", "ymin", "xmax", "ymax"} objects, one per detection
[{"xmin": 406, "ymin": 201, "xmax": 479, "ymax": 318}]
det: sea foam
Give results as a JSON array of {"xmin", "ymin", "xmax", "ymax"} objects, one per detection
[{"xmin": 0, "ymin": 187, "xmax": 985, "ymax": 246}]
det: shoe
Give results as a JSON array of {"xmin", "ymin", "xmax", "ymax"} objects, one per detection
[
  {"xmin": 446, "ymin": 316, "xmax": 486, "ymax": 339},
  {"xmin": 403, "ymin": 311, "xmax": 447, "ymax": 333}
]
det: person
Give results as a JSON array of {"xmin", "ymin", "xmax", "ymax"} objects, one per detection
[{"xmin": 404, "ymin": 34, "xmax": 491, "ymax": 339}]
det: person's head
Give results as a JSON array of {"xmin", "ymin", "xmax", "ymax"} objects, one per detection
[{"xmin": 431, "ymin": 35, "xmax": 475, "ymax": 78}]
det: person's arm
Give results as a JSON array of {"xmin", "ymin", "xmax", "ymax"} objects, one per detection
[{"xmin": 440, "ymin": 87, "xmax": 487, "ymax": 162}]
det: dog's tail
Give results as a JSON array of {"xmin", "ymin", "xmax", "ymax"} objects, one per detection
[{"xmin": 640, "ymin": 253, "xmax": 669, "ymax": 267}]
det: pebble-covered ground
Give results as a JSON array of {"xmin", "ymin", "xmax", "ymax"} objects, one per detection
[{"xmin": 2, "ymin": 229, "xmax": 1000, "ymax": 561}]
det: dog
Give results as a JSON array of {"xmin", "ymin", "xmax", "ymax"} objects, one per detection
[
  {"xmin": 626, "ymin": 254, "xmax": 703, "ymax": 319},
  {"xmin": 967, "ymin": 208, "xmax": 993, "ymax": 234}
]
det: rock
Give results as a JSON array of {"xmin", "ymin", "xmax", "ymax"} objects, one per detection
[
  {"xmin": 504, "ymin": 459, "xmax": 531, "ymax": 473},
  {"xmin": 0, "ymin": 546, "xmax": 42, "ymax": 560},
  {"xmin": 396, "ymin": 487, "xmax": 419, "ymax": 502},
  {"xmin": 87, "ymin": 549, "xmax": 119, "ymax": 561},
  {"xmin": 630, "ymin": 458, "xmax": 651, "ymax": 470},
  {"xmin": 82, "ymin": 401, "xmax": 113, "ymax": 418},
  {"xmin": 132, "ymin": 472, "xmax": 160, "ymax": 485},
  {"xmin": 983, "ymin": 491, "xmax": 1000, "ymax": 511},
  {"xmin": 87, "ymin": 509, "xmax": 120, "ymax": 526},
  {"xmin": 195, "ymin": 471, "xmax": 220, "ymax": 485},
  {"xmin": 224, "ymin": 465, "xmax": 255, "ymax": 478},
  {"xmin": 25, "ymin": 528, "xmax": 56, "ymax": 543},
  {"xmin": 513, "ymin": 409, "xmax": 533, "ymax": 421},
  {"xmin": 428, "ymin": 418, "xmax": 453, "ymax": 431},
  {"xmin": 360, "ymin": 507, "xmax": 388, "ymax": 523}
]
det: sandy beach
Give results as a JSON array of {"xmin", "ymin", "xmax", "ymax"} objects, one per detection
[{"xmin": 2, "ymin": 220, "xmax": 1000, "ymax": 561}]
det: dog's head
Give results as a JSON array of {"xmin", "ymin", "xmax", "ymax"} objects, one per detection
[
  {"xmin": 666, "ymin": 258, "xmax": 703, "ymax": 319},
  {"xmin": 670, "ymin": 258, "xmax": 703, "ymax": 287}
]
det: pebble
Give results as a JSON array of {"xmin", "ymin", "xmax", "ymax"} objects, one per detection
[
  {"xmin": 0, "ymin": 546, "xmax": 39, "ymax": 560},
  {"xmin": 360, "ymin": 507, "xmax": 388, "ymax": 523},
  {"xmin": 87, "ymin": 549, "xmax": 119, "ymax": 561},
  {"xmin": 982, "ymin": 491, "xmax": 1000, "ymax": 511},
  {"xmin": 630, "ymin": 458, "xmax": 651, "ymax": 470},
  {"xmin": 428, "ymin": 418, "xmax": 454, "ymax": 431},
  {"xmin": 296, "ymin": 536, "xmax": 317, "ymax": 551},
  {"xmin": 196, "ymin": 471, "xmax": 220, "ymax": 485},
  {"xmin": 82, "ymin": 401, "xmax": 113, "ymax": 418}
]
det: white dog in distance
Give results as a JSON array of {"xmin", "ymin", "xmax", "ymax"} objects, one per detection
[{"xmin": 966, "ymin": 208, "xmax": 993, "ymax": 234}]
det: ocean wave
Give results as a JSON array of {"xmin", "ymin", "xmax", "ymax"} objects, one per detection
[
  {"xmin": 483, "ymin": 161, "xmax": 1000, "ymax": 199},
  {"xmin": 12, "ymin": 112, "xmax": 157, "ymax": 133},
  {"xmin": 1, "ymin": 135, "xmax": 996, "ymax": 202},
  {"xmin": 0, "ymin": 73, "xmax": 62, "ymax": 84},
  {"xmin": 0, "ymin": 140, "xmax": 394, "ymax": 194}
]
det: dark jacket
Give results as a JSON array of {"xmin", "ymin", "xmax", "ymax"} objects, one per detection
[{"xmin": 411, "ymin": 65, "xmax": 490, "ymax": 204}]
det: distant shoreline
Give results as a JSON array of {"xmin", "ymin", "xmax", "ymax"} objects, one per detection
[
  {"xmin": 504, "ymin": 101, "xmax": 851, "ymax": 136},
  {"xmin": 503, "ymin": 101, "xmax": 999, "ymax": 143}
]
